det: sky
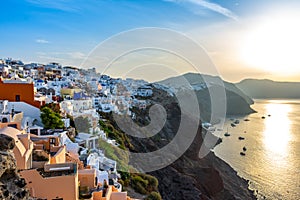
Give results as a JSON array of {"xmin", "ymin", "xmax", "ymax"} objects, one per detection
[{"xmin": 1, "ymin": 0, "xmax": 300, "ymax": 82}]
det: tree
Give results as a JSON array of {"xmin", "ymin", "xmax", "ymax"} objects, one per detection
[
  {"xmin": 41, "ymin": 103, "xmax": 61, "ymax": 114},
  {"xmin": 41, "ymin": 107, "xmax": 64, "ymax": 129},
  {"xmin": 74, "ymin": 116, "xmax": 91, "ymax": 133}
]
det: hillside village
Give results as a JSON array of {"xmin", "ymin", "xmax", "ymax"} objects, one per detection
[{"xmin": 0, "ymin": 58, "xmax": 163, "ymax": 200}]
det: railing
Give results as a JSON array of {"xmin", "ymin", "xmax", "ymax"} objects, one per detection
[{"xmin": 44, "ymin": 162, "xmax": 76, "ymax": 172}]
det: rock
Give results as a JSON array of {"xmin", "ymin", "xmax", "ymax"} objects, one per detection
[
  {"xmin": 0, "ymin": 134, "xmax": 30, "ymax": 200},
  {"xmin": 0, "ymin": 134, "xmax": 15, "ymax": 151}
]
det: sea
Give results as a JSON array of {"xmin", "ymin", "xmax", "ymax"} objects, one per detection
[{"xmin": 213, "ymin": 99, "xmax": 300, "ymax": 200}]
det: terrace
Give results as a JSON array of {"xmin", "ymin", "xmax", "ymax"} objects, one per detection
[{"xmin": 38, "ymin": 163, "xmax": 77, "ymax": 178}]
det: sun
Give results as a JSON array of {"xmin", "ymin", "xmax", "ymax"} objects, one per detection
[{"xmin": 240, "ymin": 11, "xmax": 300, "ymax": 75}]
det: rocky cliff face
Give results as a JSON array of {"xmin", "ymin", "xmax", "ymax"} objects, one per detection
[
  {"xmin": 148, "ymin": 124, "xmax": 255, "ymax": 200},
  {"xmin": 128, "ymin": 87, "xmax": 256, "ymax": 200},
  {"xmin": 0, "ymin": 134, "xmax": 30, "ymax": 200}
]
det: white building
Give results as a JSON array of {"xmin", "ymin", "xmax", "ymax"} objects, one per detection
[
  {"xmin": 75, "ymin": 132, "xmax": 99, "ymax": 150},
  {"xmin": 135, "ymin": 85, "xmax": 153, "ymax": 97},
  {"xmin": 60, "ymin": 99, "xmax": 93, "ymax": 115}
]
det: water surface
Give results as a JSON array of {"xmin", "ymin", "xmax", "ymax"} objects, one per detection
[{"xmin": 214, "ymin": 99, "xmax": 300, "ymax": 199}]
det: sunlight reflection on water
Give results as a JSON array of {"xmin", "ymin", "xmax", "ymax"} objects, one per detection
[{"xmin": 263, "ymin": 103, "xmax": 292, "ymax": 156}]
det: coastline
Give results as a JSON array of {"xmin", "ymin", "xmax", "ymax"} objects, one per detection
[
  {"xmin": 210, "ymin": 151, "xmax": 257, "ymax": 199},
  {"xmin": 208, "ymin": 129, "xmax": 257, "ymax": 199}
]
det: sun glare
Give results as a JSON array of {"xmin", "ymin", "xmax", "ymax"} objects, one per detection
[
  {"xmin": 263, "ymin": 103, "xmax": 291, "ymax": 156},
  {"xmin": 240, "ymin": 12, "xmax": 300, "ymax": 75}
]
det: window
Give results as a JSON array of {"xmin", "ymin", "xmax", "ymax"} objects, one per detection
[
  {"xmin": 30, "ymin": 129, "xmax": 38, "ymax": 135},
  {"xmin": 8, "ymin": 124, "xmax": 17, "ymax": 129},
  {"xmin": 95, "ymin": 177, "xmax": 98, "ymax": 186},
  {"xmin": 88, "ymin": 140, "xmax": 94, "ymax": 149},
  {"xmin": 49, "ymin": 138, "xmax": 56, "ymax": 145},
  {"xmin": 15, "ymin": 95, "xmax": 20, "ymax": 101},
  {"xmin": 2, "ymin": 118, "xmax": 8, "ymax": 123}
]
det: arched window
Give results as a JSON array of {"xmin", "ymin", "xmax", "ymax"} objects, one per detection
[{"xmin": 2, "ymin": 117, "xmax": 8, "ymax": 123}]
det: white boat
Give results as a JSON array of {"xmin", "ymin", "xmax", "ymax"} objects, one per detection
[{"xmin": 234, "ymin": 119, "xmax": 240, "ymax": 124}]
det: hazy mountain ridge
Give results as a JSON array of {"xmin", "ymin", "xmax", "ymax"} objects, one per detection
[
  {"xmin": 182, "ymin": 73, "xmax": 252, "ymax": 103},
  {"xmin": 158, "ymin": 73, "xmax": 255, "ymax": 121},
  {"xmin": 236, "ymin": 79, "xmax": 300, "ymax": 99}
]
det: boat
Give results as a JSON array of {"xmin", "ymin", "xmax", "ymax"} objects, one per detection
[
  {"xmin": 231, "ymin": 123, "xmax": 236, "ymax": 127},
  {"xmin": 261, "ymin": 116, "xmax": 266, "ymax": 119},
  {"xmin": 202, "ymin": 122, "xmax": 216, "ymax": 131},
  {"xmin": 238, "ymin": 136, "xmax": 245, "ymax": 140},
  {"xmin": 224, "ymin": 132, "xmax": 231, "ymax": 137},
  {"xmin": 234, "ymin": 119, "xmax": 240, "ymax": 124},
  {"xmin": 243, "ymin": 146, "xmax": 247, "ymax": 151},
  {"xmin": 240, "ymin": 152, "xmax": 246, "ymax": 156},
  {"xmin": 268, "ymin": 114, "xmax": 271, "ymax": 117},
  {"xmin": 244, "ymin": 118, "xmax": 250, "ymax": 121},
  {"xmin": 224, "ymin": 127, "xmax": 230, "ymax": 137}
]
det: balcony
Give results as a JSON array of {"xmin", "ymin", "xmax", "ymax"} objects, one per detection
[{"xmin": 38, "ymin": 163, "xmax": 77, "ymax": 178}]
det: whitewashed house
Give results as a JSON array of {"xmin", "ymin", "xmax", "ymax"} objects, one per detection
[
  {"xmin": 75, "ymin": 132, "xmax": 99, "ymax": 150},
  {"xmin": 135, "ymin": 85, "xmax": 153, "ymax": 97}
]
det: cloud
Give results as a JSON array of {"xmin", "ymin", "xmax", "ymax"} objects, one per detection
[
  {"xmin": 67, "ymin": 52, "xmax": 86, "ymax": 59},
  {"xmin": 165, "ymin": 0, "xmax": 239, "ymax": 21},
  {"xmin": 36, "ymin": 39, "xmax": 50, "ymax": 44},
  {"xmin": 35, "ymin": 51, "xmax": 86, "ymax": 66},
  {"xmin": 26, "ymin": 0, "xmax": 79, "ymax": 12}
]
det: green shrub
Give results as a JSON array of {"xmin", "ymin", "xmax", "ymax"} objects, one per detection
[
  {"xmin": 132, "ymin": 175, "xmax": 148, "ymax": 187},
  {"xmin": 133, "ymin": 182, "xmax": 148, "ymax": 194},
  {"xmin": 140, "ymin": 174, "xmax": 158, "ymax": 191},
  {"xmin": 146, "ymin": 192, "xmax": 162, "ymax": 200},
  {"xmin": 119, "ymin": 171, "xmax": 130, "ymax": 181},
  {"xmin": 129, "ymin": 173, "xmax": 160, "ymax": 195},
  {"xmin": 99, "ymin": 119, "xmax": 130, "ymax": 150},
  {"xmin": 124, "ymin": 179, "xmax": 130, "ymax": 187}
]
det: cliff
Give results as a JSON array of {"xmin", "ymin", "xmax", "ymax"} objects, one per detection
[
  {"xmin": 0, "ymin": 134, "xmax": 30, "ymax": 200},
  {"xmin": 158, "ymin": 73, "xmax": 255, "ymax": 122},
  {"xmin": 127, "ymin": 87, "xmax": 256, "ymax": 200},
  {"xmin": 148, "ymin": 126, "xmax": 255, "ymax": 200}
]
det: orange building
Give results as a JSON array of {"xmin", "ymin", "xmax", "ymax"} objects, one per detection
[
  {"xmin": 0, "ymin": 78, "xmax": 43, "ymax": 108},
  {"xmin": 1, "ymin": 126, "xmax": 134, "ymax": 200},
  {"xmin": 78, "ymin": 168, "xmax": 97, "ymax": 189},
  {"xmin": 0, "ymin": 127, "xmax": 33, "ymax": 170},
  {"xmin": 20, "ymin": 163, "xmax": 79, "ymax": 200}
]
